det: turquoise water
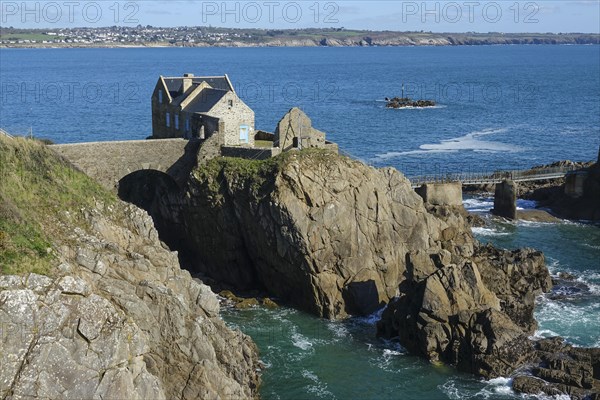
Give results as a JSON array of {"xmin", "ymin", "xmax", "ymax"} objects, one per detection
[
  {"xmin": 222, "ymin": 197, "xmax": 600, "ymax": 400},
  {"xmin": 1, "ymin": 46, "xmax": 598, "ymax": 398}
]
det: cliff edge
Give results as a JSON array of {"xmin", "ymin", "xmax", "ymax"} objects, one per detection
[{"xmin": 0, "ymin": 136, "xmax": 260, "ymax": 399}]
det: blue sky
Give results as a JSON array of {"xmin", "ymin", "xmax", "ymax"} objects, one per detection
[{"xmin": 2, "ymin": 1, "xmax": 599, "ymax": 33}]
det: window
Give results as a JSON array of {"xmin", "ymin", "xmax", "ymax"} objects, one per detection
[
  {"xmin": 239, "ymin": 125, "xmax": 249, "ymax": 144},
  {"xmin": 185, "ymin": 118, "xmax": 190, "ymax": 132},
  {"xmin": 175, "ymin": 114, "xmax": 179, "ymax": 130},
  {"xmin": 166, "ymin": 112, "xmax": 170, "ymax": 128},
  {"xmin": 228, "ymin": 99, "xmax": 233, "ymax": 107},
  {"xmin": 158, "ymin": 90, "xmax": 163, "ymax": 104}
]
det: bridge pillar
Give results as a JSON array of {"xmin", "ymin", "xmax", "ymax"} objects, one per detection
[
  {"xmin": 492, "ymin": 180, "xmax": 517, "ymax": 220},
  {"xmin": 415, "ymin": 182, "xmax": 463, "ymax": 206}
]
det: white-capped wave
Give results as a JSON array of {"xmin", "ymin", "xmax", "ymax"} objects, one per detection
[
  {"xmin": 463, "ymin": 197, "xmax": 494, "ymax": 211},
  {"xmin": 292, "ymin": 332, "xmax": 314, "ymax": 351},
  {"xmin": 471, "ymin": 227, "xmax": 511, "ymax": 237},
  {"xmin": 374, "ymin": 128, "xmax": 522, "ymax": 160}
]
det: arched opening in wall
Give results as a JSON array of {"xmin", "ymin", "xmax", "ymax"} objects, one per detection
[{"xmin": 118, "ymin": 170, "xmax": 190, "ymax": 261}]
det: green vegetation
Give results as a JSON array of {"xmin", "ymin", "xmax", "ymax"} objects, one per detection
[
  {"xmin": 254, "ymin": 140, "xmax": 274, "ymax": 148},
  {"xmin": 0, "ymin": 135, "xmax": 115, "ymax": 275},
  {"xmin": 194, "ymin": 148, "xmax": 343, "ymax": 198},
  {"xmin": 0, "ymin": 32, "xmax": 63, "ymax": 42}
]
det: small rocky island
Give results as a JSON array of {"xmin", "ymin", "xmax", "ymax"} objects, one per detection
[{"xmin": 385, "ymin": 97, "xmax": 436, "ymax": 108}]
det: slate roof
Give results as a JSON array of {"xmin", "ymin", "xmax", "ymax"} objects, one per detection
[{"xmin": 183, "ymin": 88, "xmax": 229, "ymax": 114}]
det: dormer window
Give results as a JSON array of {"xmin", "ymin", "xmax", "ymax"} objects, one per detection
[{"xmin": 158, "ymin": 89, "xmax": 163, "ymax": 104}]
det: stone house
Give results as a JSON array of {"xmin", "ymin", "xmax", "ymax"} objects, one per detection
[{"xmin": 151, "ymin": 74, "xmax": 255, "ymax": 147}]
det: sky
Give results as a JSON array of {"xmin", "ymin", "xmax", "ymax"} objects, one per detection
[{"xmin": 1, "ymin": 1, "xmax": 599, "ymax": 33}]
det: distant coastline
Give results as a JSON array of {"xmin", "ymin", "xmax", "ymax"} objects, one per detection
[{"xmin": 1, "ymin": 27, "xmax": 598, "ymax": 48}]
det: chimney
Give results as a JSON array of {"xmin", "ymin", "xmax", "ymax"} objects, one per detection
[{"xmin": 182, "ymin": 73, "xmax": 194, "ymax": 93}]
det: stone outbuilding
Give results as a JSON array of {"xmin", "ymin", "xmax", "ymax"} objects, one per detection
[
  {"xmin": 274, "ymin": 107, "xmax": 330, "ymax": 151},
  {"xmin": 151, "ymin": 74, "xmax": 255, "ymax": 147}
]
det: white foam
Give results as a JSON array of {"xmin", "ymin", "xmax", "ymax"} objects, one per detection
[
  {"xmin": 301, "ymin": 370, "xmax": 336, "ymax": 399},
  {"xmin": 375, "ymin": 127, "xmax": 522, "ymax": 160},
  {"xmin": 291, "ymin": 332, "xmax": 314, "ymax": 351},
  {"xmin": 463, "ymin": 197, "xmax": 494, "ymax": 212},
  {"xmin": 472, "ymin": 227, "xmax": 510, "ymax": 237},
  {"xmin": 516, "ymin": 199, "xmax": 538, "ymax": 210},
  {"xmin": 357, "ymin": 306, "xmax": 386, "ymax": 325}
]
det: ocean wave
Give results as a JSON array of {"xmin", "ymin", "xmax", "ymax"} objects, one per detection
[
  {"xmin": 291, "ymin": 332, "xmax": 314, "ymax": 351},
  {"xmin": 439, "ymin": 377, "xmax": 515, "ymax": 400},
  {"xmin": 471, "ymin": 227, "xmax": 511, "ymax": 237},
  {"xmin": 301, "ymin": 370, "xmax": 336, "ymax": 399},
  {"xmin": 534, "ymin": 296, "xmax": 600, "ymax": 347},
  {"xmin": 463, "ymin": 197, "xmax": 494, "ymax": 212},
  {"xmin": 374, "ymin": 127, "xmax": 522, "ymax": 160}
]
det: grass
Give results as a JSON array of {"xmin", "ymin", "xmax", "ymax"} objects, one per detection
[
  {"xmin": 0, "ymin": 135, "xmax": 116, "ymax": 276},
  {"xmin": 193, "ymin": 148, "xmax": 345, "ymax": 200},
  {"xmin": 0, "ymin": 33, "xmax": 64, "ymax": 42},
  {"xmin": 254, "ymin": 140, "xmax": 274, "ymax": 148}
]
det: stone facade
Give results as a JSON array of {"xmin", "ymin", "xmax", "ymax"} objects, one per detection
[
  {"xmin": 151, "ymin": 74, "xmax": 255, "ymax": 147},
  {"xmin": 274, "ymin": 108, "xmax": 328, "ymax": 151}
]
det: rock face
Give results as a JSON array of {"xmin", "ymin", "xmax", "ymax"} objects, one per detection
[
  {"xmin": 536, "ymin": 160, "xmax": 600, "ymax": 221},
  {"xmin": 0, "ymin": 203, "xmax": 260, "ymax": 399},
  {"xmin": 513, "ymin": 338, "xmax": 600, "ymax": 399},
  {"xmin": 122, "ymin": 148, "xmax": 600, "ymax": 397},
  {"xmin": 144, "ymin": 150, "xmax": 546, "ymax": 325},
  {"xmin": 376, "ymin": 242, "xmax": 550, "ymax": 378}
]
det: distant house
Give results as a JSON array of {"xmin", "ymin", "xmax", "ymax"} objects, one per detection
[{"xmin": 151, "ymin": 73, "xmax": 255, "ymax": 147}]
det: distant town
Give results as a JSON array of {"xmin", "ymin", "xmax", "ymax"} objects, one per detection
[{"xmin": 1, "ymin": 26, "xmax": 598, "ymax": 48}]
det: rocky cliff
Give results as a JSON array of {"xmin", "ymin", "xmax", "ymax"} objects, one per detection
[
  {"xmin": 120, "ymin": 148, "xmax": 599, "ymax": 397},
  {"xmin": 142, "ymin": 150, "xmax": 477, "ymax": 319},
  {"xmin": 0, "ymin": 136, "xmax": 260, "ymax": 399}
]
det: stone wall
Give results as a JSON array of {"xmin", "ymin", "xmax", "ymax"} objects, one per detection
[
  {"xmin": 221, "ymin": 146, "xmax": 281, "ymax": 160},
  {"xmin": 208, "ymin": 92, "xmax": 255, "ymax": 147},
  {"xmin": 415, "ymin": 182, "xmax": 463, "ymax": 206},
  {"xmin": 51, "ymin": 139, "xmax": 195, "ymax": 190}
]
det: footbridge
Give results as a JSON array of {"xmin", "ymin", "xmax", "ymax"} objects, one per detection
[{"xmin": 409, "ymin": 166, "xmax": 576, "ymax": 188}]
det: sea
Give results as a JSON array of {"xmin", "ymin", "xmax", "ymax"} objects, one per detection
[{"xmin": 1, "ymin": 45, "xmax": 599, "ymax": 399}]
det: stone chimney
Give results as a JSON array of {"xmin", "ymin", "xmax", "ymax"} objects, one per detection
[{"xmin": 182, "ymin": 73, "xmax": 194, "ymax": 93}]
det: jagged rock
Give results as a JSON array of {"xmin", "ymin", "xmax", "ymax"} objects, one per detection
[
  {"xmin": 173, "ymin": 151, "xmax": 455, "ymax": 319},
  {"xmin": 512, "ymin": 338, "xmax": 600, "ymax": 399},
  {"xmin": 0, "ymin": 203, "xmax": 260, "ymax": 399}
]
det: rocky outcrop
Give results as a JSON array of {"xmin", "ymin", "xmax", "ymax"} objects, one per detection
[
  {"xmin": 534, "ymin": 160, "xmax": 600, "ymax": 221},
  {"xmin": 139, "ymin": 150, "xmax": 486, "ymax": 319},
  {"xmin": 513, "ymin": 337, "xmax": 600, "ymax": 399},
  {"xmin": 386, "ymin": 97, "xmax": 436, "ymax": 108},
  {"xmin": 376, "ymin": 242, "xmax": 549, "ymax": 378},
  {"xmin": 139, "ymin": 150, "xmax": 547, "ymax": 326},
  {"xmin": 118, "ymin": 146, "xmax": 600, "ymax": 397},
  {"xmin": 0, "ymin": 202, "xmax": 260, "ymax": 399}
]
